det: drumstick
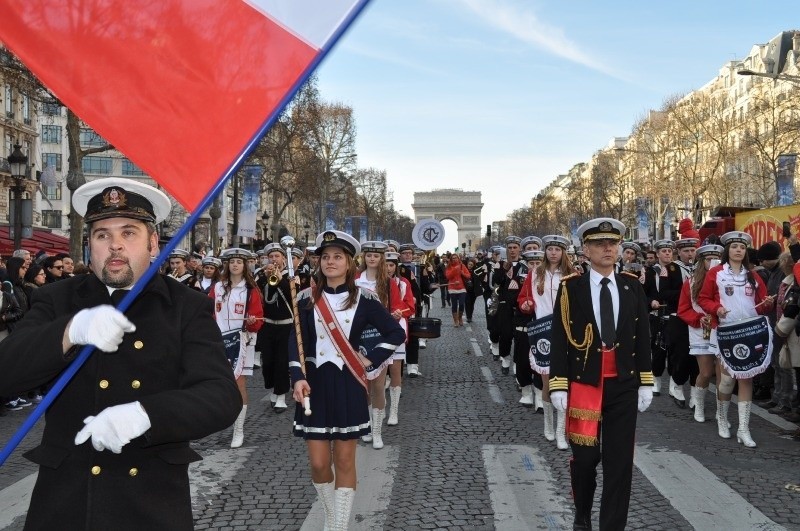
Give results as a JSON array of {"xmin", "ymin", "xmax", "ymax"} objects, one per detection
[{"xmin": 754, "ymin": 296, "xmax": 775, "ymax": 309}]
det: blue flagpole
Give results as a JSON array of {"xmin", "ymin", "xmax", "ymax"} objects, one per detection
[{"xmin": 0, "ymin": 0, "xmax": 374, "ymax": 466}]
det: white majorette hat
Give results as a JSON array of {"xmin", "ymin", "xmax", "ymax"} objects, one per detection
[
  {"xmin": 220, "ymin": 247, "xmax": 252, "ymax": 261},
  {"xmin": 653, "ymin": 239, "xmax": 675, "ymax": 250},
  {"xmin": 696, "ymin": 244, "xmax": 724, "ymax": 257},
  {"xmin": 361, "ymin": 241, "xmax": 388, "ymax": 254},
  {"xmin": 675, "ymin": 238, "xmax": 699, "ymax": 249},
  {"xmin": 169, "ymin": 249, "xmax": 190, "ymax": 260},
  {"xmin": 521, "ymin": 236, "xmax": 543, "ymax": 249},
  {"xmin": 621, "ymin": 241, "xmax": 641, "ymax": 253},
  {"xmin": 522, "ymin": 250, "xmax": 545, "ymax": 262},
  {"xmin": 73, "ymin": 177, "xmax": 171, "ymax": 224},
  {"xmin": 315, "ymin": 230, "xmax": 360, "ymax": 256},
  {"xmin": 306, "ymin": 246, "xmax": 317, "ymax": 254},
  {"xmin": 262, "ymin": 243, "xmax": 286, "ymax": 257},
  {"xmin": 505, "ymin": 235, "xmax": 522, "ymax": 246},
  {"xmin": 542, "ymin": 235, "xmax": 570, "ymax": 249},
  {"xmin": 201, "ymin": 256, "xmax": 222, "ymax": 268},
  {"xmin": 385, "ymin": 251, "xmax": 400, "ymax": 263},
  {"xmin": 577, "ymin": 218, "xmax": 625, "ymax": 243},
  {"xmin": 290, "ymin": 247, "xmax": 304, "ymax": 259},
  {"xmin": 720, "ymin": 231, "xmax": 752, "ymax": 247}
]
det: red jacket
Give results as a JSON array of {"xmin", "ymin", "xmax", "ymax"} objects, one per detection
[
  {"xmin": 444, "ymin": 262, "xmax": 471, "ymax": 290},
  {"xmin": 208, "ymin": 284, "xmax": 264, "ymax": 333},
  {"xmin": 697, "ymin": 264, "xmax": 769, "ymax": 327}
]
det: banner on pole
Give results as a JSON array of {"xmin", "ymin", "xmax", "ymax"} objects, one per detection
[
  {"xmin": 237, "ymin": 166, "xmax": 262, "ymax": 238},
  {"xmin": 776, "ymin": 154, "xmax": 797, "ymax": 207}
]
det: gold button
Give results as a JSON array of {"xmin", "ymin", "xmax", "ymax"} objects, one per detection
[
  {"xmin": 576, "ymin": 376, "xmax": 581, "ymax": 380},
  {"xmin": 345, "ymin": 319, "xmax": 351, "ymax": 323},
  {"xmin": 630, "ymin": 370, "xmax": 635, "ymax": 374},
  {"xmin": 91, "ymin": 465, "xmax": 101, "ymax": 475},
  {"xmin": 129, "ymin": 468, "xmax": 138, "ymax": 477},
  {"xmin": 575, "ymin": 357, "xmax": 580, "ymax": 361},
  {"xmin": 319, "ymin": 335, "xmax": 324, "ymax": 339},
  {"xmin": 597, "ymin": 348, "xmax": 601, "ymax": 352},
  {"xmin": 99, "ymin": 380, "xmax": 109, "ymax": 389},
  {"xmin": 131, "ymin": 380, "xmax": 141, "ymax": 389},
  {"xmin": 134, "ymin": 340, "xmax": 144, "ymax": 349}
]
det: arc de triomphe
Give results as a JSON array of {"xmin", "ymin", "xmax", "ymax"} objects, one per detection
[{"xmin": 412, "ymin": 189, "xmax": 483, "ymax": 253}]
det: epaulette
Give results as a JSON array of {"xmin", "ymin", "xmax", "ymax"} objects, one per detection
[
  {"xmin": 297, "ymin": 287, "xmax": 312, "ymax": 301},
  {"xmin": 621, "ymin": 271, "xmax": 639, "ymax": 279},
  {"xmin": 359, "ymin": 287, "xmax": 380, "ymax": 301},
  {"xmin": 561, "ymin": 272, "xmax": 580, "ymax": 282}
]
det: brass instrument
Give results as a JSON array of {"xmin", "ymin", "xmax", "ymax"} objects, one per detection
[{"xmin": 267, "ymin": 260, "xmax": 280, "ymax": 286}]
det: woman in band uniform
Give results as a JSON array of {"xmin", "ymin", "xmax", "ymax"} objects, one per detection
[
  {"xmin": 385, "ymin": 251, "xmax": 416, "ymax": 426},
  {"xmin": 290, "ymin": 231, "xmax": 405, "ymax": 530}
]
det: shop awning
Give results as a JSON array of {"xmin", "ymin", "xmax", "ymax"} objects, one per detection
[{"xmin": 0, "ymin": 225, "xmax": 71, "ymax": 256}]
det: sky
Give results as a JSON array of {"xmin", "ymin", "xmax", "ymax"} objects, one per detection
[{"xmin": 314, "ymin": 0, "xmax": 798, "ymax": 241}]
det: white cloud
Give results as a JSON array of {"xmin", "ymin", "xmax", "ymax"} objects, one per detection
[{"xmin": 455, "ymin": 0, "xmax": 624, "ymax": 79}]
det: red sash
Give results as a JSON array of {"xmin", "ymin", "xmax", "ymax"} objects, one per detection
[
  {"xmin": 567, "ymin": 349, "xmax": 617, "ymax": 446},
  {"xmin": 315, "ymin": 293, "xmax": 368, "ymax": 394}
]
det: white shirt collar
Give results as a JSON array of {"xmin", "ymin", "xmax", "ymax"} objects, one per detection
[{"xmin": 589, "ymin": 267, "xmax": 616, "ymax": 287}]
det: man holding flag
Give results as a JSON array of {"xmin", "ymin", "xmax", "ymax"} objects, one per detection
[{"xmin": 0, "ymin": 178, "xmax": 242, "ymax": 530}]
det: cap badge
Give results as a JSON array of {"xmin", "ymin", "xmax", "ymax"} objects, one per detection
[
  {"xmin": 323, "ymin": 232, "xmax": 336, "ymax": 242},
  {"xmin": 599, "ymin": 221, "xmax": 612, "ymax": 232},
  {"xmin": 102, "ymin": 188, "xmax": 127, "ymax": 209}
]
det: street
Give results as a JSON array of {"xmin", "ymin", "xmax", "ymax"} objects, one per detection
[{"xmin": 0, "ymin": 296, "xmax": 798, "ymax": 530}]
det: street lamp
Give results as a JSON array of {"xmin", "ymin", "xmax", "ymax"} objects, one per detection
[
  {"xmin": 303, "ymin": 222, "xmax": 310, "ymax": 245},
  {"xmin": 7, "ymin": 144, "xmax": 28, "ymax": 251},
  {"xmin": 737, "ymin": 68, "xmax": 800, "ymax": 84}
]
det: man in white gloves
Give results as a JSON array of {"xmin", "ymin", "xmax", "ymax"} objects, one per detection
[
  {"xmin": 548, "ymin": 218, "xmax": 654, "ymax": 531},
  {"xmin": 0, "ymin": 178, "xmax": 241, "ymax": 531}
]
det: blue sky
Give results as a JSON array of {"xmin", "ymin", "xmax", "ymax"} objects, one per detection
[{"xmin": 315, "ymin": 0, "xmax": 796, "ymax": 231}]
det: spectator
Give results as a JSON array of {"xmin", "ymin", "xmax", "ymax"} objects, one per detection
[
  {"xmin": 43, "ymin": 255, "xmax": 64, "ymax": 283},
  {"xmin": 55, "ymin": 253, "xmax": 75, "ymax": 277},
  {"xmin": 2, "ymin": 257, "xmax": 32, "ymax": 411},
  {"xmin": 12, "ymin": 249, "xmax": 32, "ymax": 268},
  {"xmin": 23, "ymin": 264, "xmax": 47, "ymax": 302}
]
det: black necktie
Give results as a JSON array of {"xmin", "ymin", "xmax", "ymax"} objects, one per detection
[
  {"xmin": 600, "ymin": 278, "xmax": 615, "ymax": 347},
  {"xmin": 111, "ymin": 289, "xmax": 129, "ymax": 306}
]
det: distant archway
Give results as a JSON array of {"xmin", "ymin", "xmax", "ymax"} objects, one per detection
[{"xmin": 412, "ymin": 189, "xmax": 483, "ymax": 254}]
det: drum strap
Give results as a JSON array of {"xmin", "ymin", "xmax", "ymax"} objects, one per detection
[{"xmin": 316, "ymin": 295, "xmax": 368, "ymax": 393}]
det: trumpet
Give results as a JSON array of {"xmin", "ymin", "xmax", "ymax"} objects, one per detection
[{"xmin": 267, "ymin": 260, "xmax": 280, "ymax": 286}]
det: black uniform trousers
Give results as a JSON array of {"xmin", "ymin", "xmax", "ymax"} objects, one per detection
[
  {"xmin": 514, "ymin": 326, "xmax": 532, "ymax": 387},
  {"xmin": 496, "ymin": 303, "xmax": 514, "ymax": 358},
  {"xmin": 649, "ymin": 313, "xmax": 668, "ymax": 377},
  {"xmin": 259, "ymin": 323, "xmax": 292, "ymax": 395},
  {"xmin": 570, "ymin": 377, "xmax": 638, "ymax": 531},
  {"xmin": 666, "ymin": 316, "xmax": 698, "ymax": 386},
  {"xmin": 406, "ymin": 302, "xmax": 423, "ymax": 364}
]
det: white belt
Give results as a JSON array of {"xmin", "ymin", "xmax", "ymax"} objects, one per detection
[
  {"xmin": 265, "ymin": 318, "xmax": 293, "ymax": 325},
  {"xmin": 515, "ymin": 326, "xmax": 527, "ymax": 332}
]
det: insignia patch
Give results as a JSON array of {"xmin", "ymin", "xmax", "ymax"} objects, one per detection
[
  {"xmin": 102, "ymin": 188, "xmax": 127, "ymax": 208},
  {"xmin": 669, "ymin": 265, "xmax": 675, "ymax": 272},
  {"xmin": 599, "ymin": 221, "xmax": 612, "ymax": 231},
  {"xmin": 725, "ymin": 285, "xmax": 734, "ymax": 296},
  {"xmin": 323, "ymin": 232, "xmax": 336, "ymax": 241}
]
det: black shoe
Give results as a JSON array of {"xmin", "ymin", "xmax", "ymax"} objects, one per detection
[
  {"xmin": 753, "ymin": 388, "xmax": 772, "ymax": 400},
  {"xmin": 757, "ymin": 400, "xmax": 779, "ymax": 409},
  {"xmin": 673, "ymin": 397, "xmax": 686, "ymax": 409},
  {"xmin": 493, "ymin": 355, "xmax": 500, "ymax": 361},
  {"xmin": 573, "ymin": 514, "xmax": 592, "ymax": 530},
  {"xmin": 782, "ymin": 410, "xmax": 800, "ymax": 423},
  {"xmin": 769, "ymin": 405, "xmax": 792, "ymax": 415},
  {"xmin": 501, "ymin": 367, "xmax": 510, "ymax": 375}
]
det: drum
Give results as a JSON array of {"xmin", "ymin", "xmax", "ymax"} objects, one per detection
[
  {"xmin": 716, "ymin": 315, "xmax": 773, "ymax": 379},
  {"xmin": 408, "ymin": 317, "xmax": 441, "ymax": 338}
]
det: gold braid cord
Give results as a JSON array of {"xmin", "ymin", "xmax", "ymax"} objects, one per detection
[{"xmin": 559, "ymin": 281, "xmax": 593, "ymax": 370}]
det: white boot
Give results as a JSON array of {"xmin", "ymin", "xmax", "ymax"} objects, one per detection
[
  {"xmin": 333, "ymin": 487, "xmax": 355, "ymax": 531},
  {"xmin": 230, "ymin": 405, "xmax": 247, "ymax": 448},
  {"xmin": 273, "ymin": 393, "xmax": 287, "ymax": 412},
  {"xmin": 555, "ymin": 408, "xmax": 568, "ymax": 450},
  {"xmin": 669, "ymin": 378, "xmax": 686, "ymax": 407},
  {"xmin": 692, "ymin": 387, "xmax": 706, "ymax": 422},
  {"xmin": 543, "ymin": 401, "xmax": 555, "ymax": 441},
  {"xmin": 519, "ymin": 385, "xmax": 533, "ymax": 407},
  {"xmin": 407, "ymin": 364, "xmax": 420, "ymax": 378},
  {"xmin": 717, "ymin": 400, "xmax": 731, "ymax": 439},
  {"xmin": 388, "ymin": 387, "xmax": 401, "ymax": 425},
  {"xmin": 313, "ymin": 481, "xmax": 335, "ymax": 531},
  {"xmin": 533, "ymin": 386, "xmax": 543, "ymax": 412},
  {"xmin": 269, "ymin": 391, "xmax": 277, "ymax": 404},
  {"xmin": 362, "ymin": 409, "xmax": 373, "ymax": 442},
  {"xmin": 501, "ymin": 355, "xmax": 512, "ymax": 375},
  {"xmin": 653, "ymin": 376, "xmax": 661, "ymax": 396},
  {"xmin": 737, "ymin": 401, "xmax": 757, "ymax": 448},
  {"xmin": 490, "ymin": 342, "xmax": 499, "ymax": 359},
  {"xmin": 372, "ymin": 408, "xmax": 385, "ymax": 449}
]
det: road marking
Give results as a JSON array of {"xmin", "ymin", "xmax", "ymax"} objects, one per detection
[
  {"xmin": 482, "ymin": 444, "xmax": 572, "ymax": 530},
  {"xmin": 481, "ymin": 366, "xmax": 505, "ymax": 404},
  {"xmin": 634, "ymin": 445, "xmax": 786, "ymax": 531},
  {"xmin": 707, "ymin": 384, "xmax": 797, "ymax": 431},
  {"xmin": 300, "ymin": 444, "xmax": 399, "ymax": 530},
  {"xmin": 470, "ymin": 337, "xmax": 483, "ymax": 357},
  {"xmin": 0, "ymin": 472, "xmax": 36, "ymax": 529},
  {"xmin": 189, "ymin": 447, "xmax": 255, "ymax": 510}
]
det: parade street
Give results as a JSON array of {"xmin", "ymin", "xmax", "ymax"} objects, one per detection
[{"xmin": 0, "ymin": 297, "xmax": 798, "ymax": 531}]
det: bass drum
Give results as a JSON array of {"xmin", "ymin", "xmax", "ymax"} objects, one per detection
[{"xmin": 408, "ymin": 317, "xmax": 442, "ymax": 338}]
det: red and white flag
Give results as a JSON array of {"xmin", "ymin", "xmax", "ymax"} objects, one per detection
[{"xmin": 0, "ymin": 0, "xmax": 368, "ymax": 210}]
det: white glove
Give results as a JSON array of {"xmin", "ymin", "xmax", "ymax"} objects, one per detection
[
  {"xmin": 550, "ymin": 391, "xmax": 567, "ymax": 412},
  {"xmin": 638, "ymin": 386, "xmax": 653, "ymax": 412},
  {"xmin": 74, "ymin": 401, "xmax": 151, "ymax": 454},
  {"xmin": 68, "ymin": 305, "xmax": 136, "ymax": 352}
]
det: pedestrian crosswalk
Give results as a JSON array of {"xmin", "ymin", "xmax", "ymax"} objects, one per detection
[{"xmin": 0, "ymin": 442, "xmax": 790, "ymax": 530}]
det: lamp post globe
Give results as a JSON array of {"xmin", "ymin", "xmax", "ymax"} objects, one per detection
[{"xmin": 7, "ymin": 144, "xmax": 28, "ymax": 251}]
